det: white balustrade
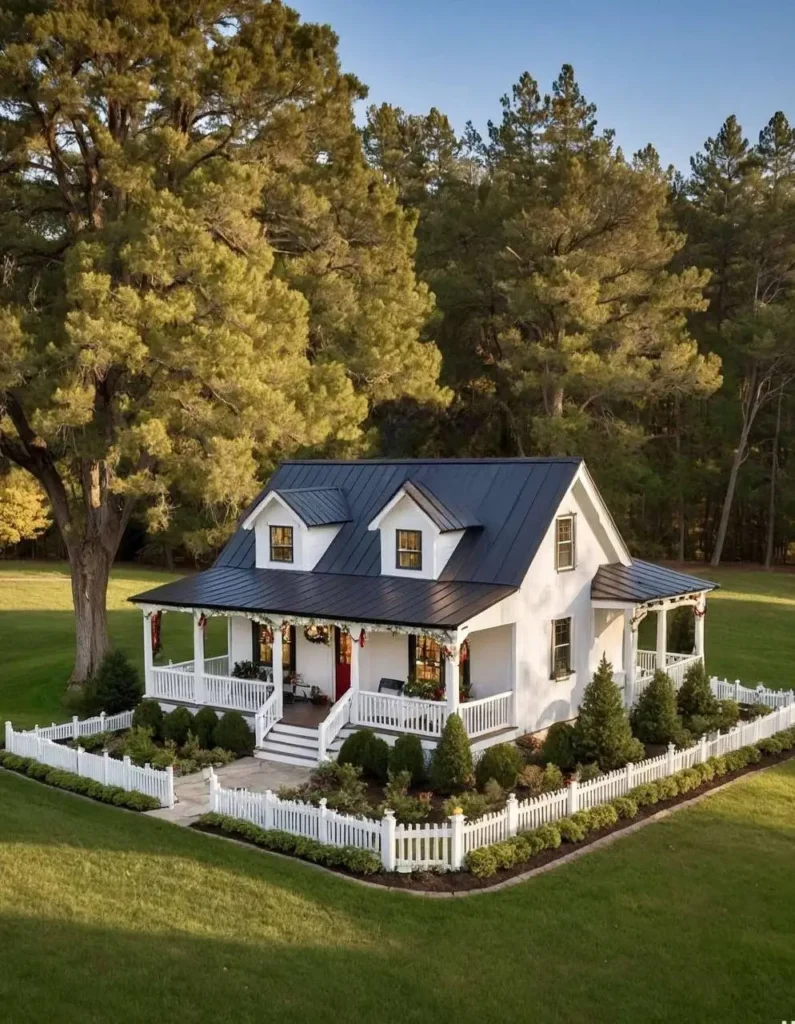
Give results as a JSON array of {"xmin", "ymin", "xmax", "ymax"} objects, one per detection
[
  {"xmin": 204, "ymin": 674, "xmax": 270, "ymax": 713},
  {"xmin": 356, "ymin": 691, "xmax": 448, "ymax": 737},
  {"xmin": 151, "ymin": 665, "xmax": 196, "ymax": 703},
  {"xmin": 459, "ymin": 691, "xmax": 513, "ymax": 738},
  {"xmin": 254, "ymin": 686, "xmax": 279, "ymax": 747},
  {"xmin": 317, "ymin": 689, "xmax": 353, "ymax": 760}
]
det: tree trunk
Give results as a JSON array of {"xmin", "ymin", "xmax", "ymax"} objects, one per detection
[
  {"xmin": 68, "ymin": 544, "xmax": 113, "ymax": 684},
  {"xmin": 764, "ymin": 388, "xmax": 783, "ymax": 569}
]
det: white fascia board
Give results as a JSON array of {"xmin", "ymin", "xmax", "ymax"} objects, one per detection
[
  {"xmin": 367, "ymin": 486, "xmax": 437, "ymax": 533},
  {"xmin": 240, "ymin": 490, "xmax": 302, "ymax": 532},
  {"xmin": 574, "ymin": 463, "xmax": 633, "ymax": 566}
]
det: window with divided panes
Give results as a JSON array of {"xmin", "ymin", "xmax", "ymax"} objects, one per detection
[
  {"xmin": 551, "ymin": 617, "xmax": 572, "ymax": 679},
  {"xmin": 555, "ymin": 515, "xmax": 575, "ymax": 570},
  {"xmin": 396, "ymin": 529, "xmax": 422, "ymax": 570},
  {"xmin": 269, "ymin": 525, "xmax": 294, "ymax": 563}
]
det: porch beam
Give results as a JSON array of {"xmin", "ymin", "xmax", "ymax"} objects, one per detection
[
  {"xmin": 193, "ymin": 612, "xmax": 206, "ymax": 704},
  {"xmin": 655, "ymin": 607, "xmax": 668, "ymax": 671},
  {"xmin": 446, "ymin": 633, "xmax": 461, "ymax": 718},
  {"xmin": 350, "ymin": 626, "xmax": 361, "ymax": 724},
  {"xmin": 694, "ymin": 594, "xmax": 706, "ymax": 659},
  {"xmin": 272, "ymin": 623, "xmax": 284, "ymax": 721}
]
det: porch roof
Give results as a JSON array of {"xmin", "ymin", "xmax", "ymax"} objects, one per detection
[
  {"xmin": 130, "ymin": 565, "xmax": 516, "ymax": 630},
  {"xmin": 591, "ymin": 560, "xmax": 718, "ymax": 604}
]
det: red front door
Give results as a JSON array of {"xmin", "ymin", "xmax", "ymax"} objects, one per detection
[{"xmin": 335, "ymin": 628, "xmax": 352, "ymax": 699}]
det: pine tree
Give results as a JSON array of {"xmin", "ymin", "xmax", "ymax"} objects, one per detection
[
  {"xmin": 630, "ymin": 671, "xmax": 681, "ymax": 745},
  {"xmin": 430, "ymin": 714, "xmax": 474, "ymax": 793},
  {"xmin": 677, "ymin": 662, "xmax": 719, "ymax": 720},
  {"xmin": 574, "ymin": 655, "xmax": 645, "ymax": 770}
]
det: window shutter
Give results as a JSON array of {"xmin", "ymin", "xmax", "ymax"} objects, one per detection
[
  {"xmin": 408, "ymin": 634, "xmax": 417, "ymax": 677},
  {"xmin": 288, "ymin": 625, "xmax": 297, "ymax": 672}
]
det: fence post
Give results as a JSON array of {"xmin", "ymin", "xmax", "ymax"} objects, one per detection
[
  {"xmin": 166, "ymin": 765, "xmax": 174, "ymax": 809},
  {"xmin": 568, "ymin": 778, "xmax": 579, "ymax": 815},
  {"xmin": 4, "ymin": 721, "xmax": 11, "ymax": 749},
  {"xmin": 666, "ymin": 742, "xmax": 675, "ymax": 775},
  {"xmin": 103, "ymin": 750, "xmax": 109, "ymax": 786},
  {"xmin": 625, "ymin": 762, "xmax": 634, "ymax": 792},
  {"xmin": 100, "ymin": 711, "xmax": 106, "ymax": 733},
  {"xmin": 449, "ymin": 810, "xmax": 464, "ymax": 870},
  {"xmin": 318, "ymin": 797, "xmax": 329, "ymax": 844},
  {"xmin": 700, "ymin": 734, "xmax": 707, "ymax": 765},
  {"xmin": 506, "ymin": 792, "xmax": 519, "ymax": 837},
  {"xmin": 381, "ymin": 809, "xmax": 397, "ymax": 871},
  {"xmin": 76, "ymin": 745, "xmax": 84, "ymax": 777},
  {"xmin": 207, "ymin": 768, "xmax": 218, "ymax": 812},
  {"xmin": 123, "ymin": 755, "xmax": 132, "ymax": 791},
  {"xmin": 264, "ymin": 789, "xmax": 274, "ymax": 830},
  {"xmin": 72, "ymin": 715, "xmax": 79, "ymax": 741},
  {"xmin": 734, "ymin": 680, "xmax": 740, "ymax": 702}
]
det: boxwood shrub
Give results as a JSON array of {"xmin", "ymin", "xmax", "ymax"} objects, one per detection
[
  {"xmin": 0, "ymin": 749, "xmax": 160, "ymax": 811},
  {"xmin": 197, "ymin": 812, "xmax": 382, "ymax": 875}
]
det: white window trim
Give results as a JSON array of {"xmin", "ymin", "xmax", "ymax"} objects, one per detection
[
  {"xmin": 555, "ymin": 514, "xmax": 576, "ymax": 572},
  {"xmin": 396, "ymin": 528, "xmax": 423, "ymax": 571},
  {"xmin": 551, "ymin": 616, "xmax": 573, "ymax": 680},
  {"xmin": 269, "ymin": 525, "xmax": 294, "ymax": 563}
]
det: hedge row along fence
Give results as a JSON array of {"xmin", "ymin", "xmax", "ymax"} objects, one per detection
[
  {"xmin": 4, "ymin": 722, "xmax": 174, "ymax": 808},
  {"xmin": 209, "ymin": 686, "xmax": 795, "ymax": 874}
]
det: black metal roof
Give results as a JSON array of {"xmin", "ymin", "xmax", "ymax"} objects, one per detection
[
  {"xmin": 592, "ymin": 560, "xmax": 718, "ymax": 603},
  {"xmin": 382, "ymin": 479, "xmax": 481, "ymax": 532},
  {"xmin": 275, "ymin": 487, "xmax": 351, "ymax": 526},
  {"xmin": 218, "ymin": 458, "xmax": 581, "ymax": 587},
  {"xmin": 131, "ymin": 566, "xmax": 516, "ymax": 630}
]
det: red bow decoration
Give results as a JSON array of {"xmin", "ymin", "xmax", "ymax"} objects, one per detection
[
  {"xmin": 198, "ymin": 613, "xmax": 207, "ymax": 631},
  {"xmin": 358, "ymin": 629, "xmax": 366, "ymax": 648},
  {"xmin": 151, "ymin": 611, "xmax": 162, "ymax": 656}
]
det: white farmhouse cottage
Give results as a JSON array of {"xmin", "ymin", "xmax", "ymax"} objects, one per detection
[{"xmin": 131, "ymin": 458, "xmax": 716, "ymax": 766}]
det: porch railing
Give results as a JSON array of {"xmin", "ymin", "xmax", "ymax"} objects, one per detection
[
  {"xmin": 627, "ymin": 652, "xmax": 703, "ymax": 707},
  {"xmin": 254, "ymin": 685, "xmax": 279, "ymax": 746},
  {"xmin": 355, "ymin": 691, "xmax": 448, "ymax": 737},
  {"xmin": 459, "ymin": 692, "xmax": 514, "ymax": 739},
  {"xmin": 149, "ymin": 661, "xmax": 271, "ymax": 713},
  {"xmin": 318, "ymin": 688, "xmax": 354, "ymax": 760}
]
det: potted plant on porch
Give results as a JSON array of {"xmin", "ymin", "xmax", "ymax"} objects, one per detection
[{"xmin": 310, "ymin": 685, "xmax": 330, "ymax": 707}]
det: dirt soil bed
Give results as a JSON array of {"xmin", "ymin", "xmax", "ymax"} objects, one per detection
[{"xmin": 192, "ymin": 748, "xmax": 795, "ymax": 892}]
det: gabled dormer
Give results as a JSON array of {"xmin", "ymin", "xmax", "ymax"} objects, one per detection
[
  {"xmin": 367, "ymin": 479, "xmax": 480, "ymax": 579},
  {"xmin": 240, "ymin": 487, "xmax": 351, "ymax": 571}
]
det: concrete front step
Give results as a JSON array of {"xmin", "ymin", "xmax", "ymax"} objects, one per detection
[
  {"xmin": 254, "ymin": 747, "xmax": 318, "ymax": 767},
  {"xmin": 255, "ymin": 722, "xmax": 320, "ymax": 767}
]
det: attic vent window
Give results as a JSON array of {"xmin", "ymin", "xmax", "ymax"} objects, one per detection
[
  {"xmin": 270, "ymin": 525, "xmax": 294, "ymax": 563},
  {"xmin": 396, "ymin": 529, "xmax": 422, "ymax": 570},
  {"xmin": 555, "ymin": 515, "xmax": 576, "ymax": 571}
]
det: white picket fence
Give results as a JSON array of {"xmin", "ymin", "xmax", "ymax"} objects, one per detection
[
  {"xmin": 4, "ymin": 722, "xmax": 174, "ymax": 808},
  {"xmin": 20, "ymin": 709, "xmax": 135, "ymax": 743},
  {"xmin": 711, "ymin": 677, "xmax": 795, "ymax": 708},
  {"xmin": 208, "ymin": 682, "xmax": 795, "ymax": 872}
]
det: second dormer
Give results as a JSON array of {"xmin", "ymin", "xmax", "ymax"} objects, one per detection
[
  {"xmin": 367, "ymin": 479, "xmax": 479, "ymax": 580},
  {"xmin": 240, "ymin": 487, "xmax": 351, "ymax": 571}
]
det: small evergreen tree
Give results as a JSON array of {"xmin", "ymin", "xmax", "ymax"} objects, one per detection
[
  {"xmin": 193, "ymin": 707, "xmax": 219, "ymax": 750},
  {"xmin": 93, "ymin": 651, "xmax": 142, "ymax": 715},
  {"xmin": 388, "ymin": 734, "xmax": 427, "ymax": 784},
  {"xmin": 213, "ymin": 711, "xmax": 254, "ymax": 757},
  {"xmin": 430, "ymin": 714, "xmax": 473, "ymax": 793},
  {"xmin": 630, "ymin": 671, "xmax": 681, "ymax": 744},
  {"xmin": 574, "ymin": 655, "xmax": 644, "ymax": 770},
  {"xmin": 132, "ymin": 700, "xmax": 164, "ymax": 741},
  {"xmin": 677, "ymin": 661, "xmax": 719, "ymax": 719},
  {"xmin": 540, "ymin": 721, "xmax": 577, "ymax": 771},
  {"xmin": 163, "ymin": 707, "xmax": 196, "ymax": 747}
]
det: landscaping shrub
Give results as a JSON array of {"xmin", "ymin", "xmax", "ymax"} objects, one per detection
[
  {"xmin": 198, "ymin": 813, "xmax": 382, "ymax": 875},
  {"xmin": 123, "ymin": 726, "xmax": 158, "ymax": 766},
  {"xmin": 745, "ymin": 703, "xmax": 773, "ymax": 720},
  {"xmin": 0, "ymin": 750, "xmax": 159, "ymax": 810},
  {"xmin": 672, "ymin": 726, "xmax": 694, "ymax": 749},
  {"xmin": 540, "ymin": 762, "xmax": 565, "ymax": 792},
  {"xmin": 628, "ymin": 783, "xmax": 659, "ymax": 807},
  {"xmin": 673, "ymin": 768, "xmax": 701, "ymax": 794},
  {"xmin": 388, "ymin": 734, "xmax": 427, "ymax": 784},
  {"xmin": 708, "ymin": 755, "xmax": 729, "ymax": 777},
  {"xmin": 132, "ymin": 700, "xmax": 164, "ymax": 740},
  {"xmin": 575, "ymin": 762, "xmax": 603, "ymax": 783},
  {"xmin": 212, "ymin": 711, "xmax": 253, "ymax": 757},
  {"xmin": 338, "ymin": 728, "xmax": 376, "ymax": 770},
  {"xmin": 517, "ymin": 763, "xmax": 544, "ymax": 795},
  {"xmin": 686, "ymin": 714, "xmax": 716, "ymax": 738},
  {"xmin": 516, "ymin": 732, "xmax": 539, "ymax": 756},
  {"xmin": 475, "ymin": 742, "xmax": 523, "ymax": 789},
  {"xmin": 465, "ymin": 824, "xmax": 562, "ymax": 878},
  {"xmin": 363, "ymin": 735, "xmax": 390, "ymax": 783},
  {"xmin": 694, "ymin": 760, "xmax": 715, "ymax": 783},
  {"xmin": 430, "ymin": 714, "xmax": 473, "ymax": 793},
  {"xmin": 716, "ymin": 700, "xmax": 740, "ymax": 731},
  {"xmin": 77, "ymin": 731, "xmax": 111, "ymax": 753},
  {"xmin": 539, "ymin": 721, "xmax": 577, "ymax": 771},
  {"xmin": 163, "ymin": 706, "xmax": 196, "ymax": 746},
  {"xmin": 630, "ymin": 671, "xmax": 681, "ymax": 745},
  {"xmin": 534, "ymin": 823, "xmax": 562, "ymax": 850},
  {"xmin": 574, "ymin": 655, "xmax": 644, "ymax": 770},
  {"xmin": 193, "ymin": 706, "xmax": 219, "ymax": 749},
  {"xmin": 586, "ymin": 803, "xmax": 619, "ymax": 829},
  {"xmin": 382, "ymin": 771, "xmax": 431, "ymax": 823},
  {"xmin": 94, "ymin": 650, "xmax": 142, "ymax": 715},
  {"xmin": 279, "ymin": 760, "xmax": 371, "ymax": 817},
  {"xmin": 677, "ymin": 661, "xmax": 718, "ymax": 719},
  {"xmin": 443, "ymin": 789, "xmax": 489, "ymax": 820},
  {"xmin": 557, "ymin": 816, "xmax": 587, "ymax": 842},
  {"xmin": 655, "ymin": 776, "xmax": 679, "ymax": 800},
  {"xmin": 776, "ymin": 730, "xmax": 795, "ymax": 751},
  {"xmin": 482, "ymin": 778, "xmax": 506, "ymax": 808},
  {"xmin": 758, "ymin": 736, "xmax": 784, "ymax": 756},
  {"xmin": 612, "ymin": 796, "xmax": 638, "ymax": 820}
]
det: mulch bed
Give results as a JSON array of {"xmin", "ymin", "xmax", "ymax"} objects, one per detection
[{"xmin": 191, "ymin": 748, "xmax": 795, "ymax": 893}]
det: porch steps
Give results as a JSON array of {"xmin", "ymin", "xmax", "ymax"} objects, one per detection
[{"xmin": 254, "ymin": 722, "xmax": 320, "ymax": 768}]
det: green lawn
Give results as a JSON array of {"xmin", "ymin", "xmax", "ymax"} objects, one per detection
[
  {"xmin": 2, "ymin": 761, "xmax": 795, "ymax": 1023},
  {"xmin": 0, "ymin": 560, "xmax": 793, "ymax": 729}
]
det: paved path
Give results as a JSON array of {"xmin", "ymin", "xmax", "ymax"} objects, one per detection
[{"xmin": 146, "ymin": 757, "xmax": 313, "ymax": 826}]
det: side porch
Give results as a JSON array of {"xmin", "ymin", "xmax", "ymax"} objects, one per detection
[{"xmin": 139, "ymin": 605, "xmax": 517, "ymax": 767}]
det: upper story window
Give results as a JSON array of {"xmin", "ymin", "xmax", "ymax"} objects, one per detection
[
  {"xmin": 396, "ymin": 529, "xmax": 422, "ymax": 570},
  {"xmin": 551, "ymin": 617, "xmax": 572, "ymax": 679},
  {"xmin": 555, "ymin": 515, "xmax": 576, "ymax": 571},
  {"xmin": 270, "ymin": 525, "xmax": 294, "ymax": 563}
]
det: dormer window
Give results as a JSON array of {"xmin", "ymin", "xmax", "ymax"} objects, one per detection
[
  {"xmin": 555, "ymin": 515, "xmax": 576, "ymax": 571},
  {"xmin": 396, "ymin": 529, "xmax": 422, "ymax": 570},
  {"xmin": 270, "ymin": 526, "xmax": 294, "ymax": 563}
]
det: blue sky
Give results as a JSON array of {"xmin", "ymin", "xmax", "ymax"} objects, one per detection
[{"xmin": 292, "ymin": 0, "xmax": 794, "ymax": 171}]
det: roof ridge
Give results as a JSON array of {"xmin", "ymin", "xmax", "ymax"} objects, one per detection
[{"xmin": 277, "ymin": 457, "xmax": 584, "ymax": 466}]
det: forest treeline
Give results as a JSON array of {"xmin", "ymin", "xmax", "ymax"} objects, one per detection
[{"xmin": 0, "ymin": 5, "xmax": 792, "ymax": 674}]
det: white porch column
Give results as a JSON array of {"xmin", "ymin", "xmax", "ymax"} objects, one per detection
[
  {"xmin": 623, "ymin": 609, "xmax": 637, "ymax": 687},
  {"xmin": 272, "ymin": 623, "xmax": 284, "ymax": 720},
  {"xmin": 142, "ymin": 609, "xmax": 154, "ymax": 697},
  {"xmin": 193, "ymin": 612, "xmax": 206, "ymax": 704},
  {"xmin": 694, "ymin": 595, "xmax": 706, "ymax": 660},
  {"xmin": 446, "ymin": 641, "xmax": 460, "ymax": 718},
  {"xmin": 350, "ymin": 627, "xmax": 361, "ymax": 723},
  {"xmin": 656, "ymin": 606, "xmax": 668, "ymax": 671}
]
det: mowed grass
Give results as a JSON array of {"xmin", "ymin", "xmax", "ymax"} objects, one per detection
[
  {"xmin": 1, "ymin": 761, "xmax": 795, "ymax": 1023},
  {"xmin": 0, "ymin": 560, "xmax": 793, "ymax": 728}
]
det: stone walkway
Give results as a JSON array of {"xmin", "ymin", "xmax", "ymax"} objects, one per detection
[{"xmin": 146, "ymin": 757, "xmax": 313, "ymax": 826}]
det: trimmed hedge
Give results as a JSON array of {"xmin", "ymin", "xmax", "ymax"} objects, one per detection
[
  {"xmin": 197, "ymin": 812, "xmax": 382, "ymax": 875},
  {"xmin": 0, "ymin": 750, "xmax": 160, "ymax": 811}
]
